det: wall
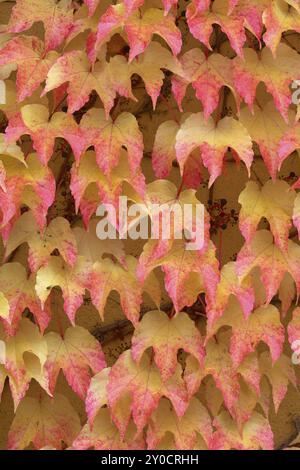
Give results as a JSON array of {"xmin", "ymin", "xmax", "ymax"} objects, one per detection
[{"xmin": 0, "ymin": 0, "xmax": 300, "ymax": 450}]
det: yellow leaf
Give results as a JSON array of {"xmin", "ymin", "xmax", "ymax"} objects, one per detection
[{"xmin": 7, "ymin": 392, "xmax": 81, "ymax": 450}]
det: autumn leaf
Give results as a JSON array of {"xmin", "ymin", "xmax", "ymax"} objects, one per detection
[
  {"xmin": 206, "ymin": 261, "xmax": 255, "ymax": 327},
  {"xmin": 70, "ymin": 149, "xmax": 145, "ymax": 225},
  {"xmin": 147, "ymin": 397, "xmax": 213, "ymax": 450},
  {"xmin": 237, "ymin": 230, "xmax": 300, "ymax": 303},
  {"xmin": 140, "ymin": 179, "xmax": 210, "ymax": 249},
  {"xmin": 79, "ymin": 108, "xmax": 143, "ymax": 175},
  {"xmin": 137, "ymin": 239, "xmax": 219, "ymax": 313},
  {"xmin": 1, "ymin": 151, "xmax": 55, "ymax": 231},
  {"xmin": 202, "ymin": 376, "xmax": 225, "ymax": 419},
  {"xmin": 43, "ymin": 50, "xmax": 136, "ymax": 117},
  {"xmin": 131, "ymin": 310, "xmax": 204, "ymax": 381},
  {"xmin": 107, "ymin": 350, "xmax": 188, "ymax": 436},
  {"xmin": 238, "ymin": 180, "xmax": 296, "ymax": 251},
  {"xmin": 0, "ymin": 180, "xmax": 22, "ymax": 237},
  {"xmin": 285, "ymin": 0, "xmax": 300, "ymax": 12},
  {"xmin": 7, "ymin": 0, "xmax": 74, "ymax": 52},
  {"xmin": 233, "ymin": 0, "xmax": 269, "ymax": 41},
  {"xmin": 85, "ymin": 367, "xmax": 110, "ymax": 425},
  {"xmin": 64, "ymin": 0, "xmax": 104, "ymax": 43},
  {"xmin": 175, "ymin": 112, "xmax": 253, "ymax": 187},
  {"xmin": 73, "ymin": 409, "xmax": 145, "ymax": 450},
  {"xmin": 0, "ymin": 133, "xmax": 26, "ymax": 166},
  {"xmin": 202, "ymin": 367, "xmax": 261, "ymax": 432},
  {"xmin": 0, "ymin": 263, "xmax": 50, "ymax": 334},
  {"xmin": 72, "ymin": 185, "xmax": 100, "ymax": 232},
  {"xmin": 184, "ymin": 336, "xmax": 251, "ymax": 417},
  {"xmin": 211, "ymin": 411, "xmax": 273, "ymax": 450},
  {"xmin": 88, "ymin": 255, "xmax": 161, "ymax": 325},
  {"xmin": 5, "ymin": 152, "xmax": 56, "ymax": 234},
  {"xmin": 152, "ymin": 119, "xmax": 180, "ymax": 180},
  {"xmin": 239, "ymin": 101, "xmax": 292, "ymax": 179},
  {"xmin": 5, "ymin": 211, "xmax": 77, "ymax": 271},
  {"xmin": 0, "ymin": 80, "xmax": 49, "ymax": 120},
  {"xmin": 84, "ymin": 0, "xmax": 100, "ymax": 16},
  {"xmin": 259, "ymin": 351, "xmax": 297, "ymax": 412},
  {"xmin": 130, "ymin": 41, "xmax": 183, "ymax": 109},
  {"xmin": 278, "ymin": 273, "xmax": 296, "ymax": 316},
  {"xmin": 193, "ymin": 0, "xmax": 211, "ymax": 12},
  {"xmin": 89, "ymin": 4, "xmax": 181, "ymax": 62},
  {"xmin": 207, "ymin": 297, "xmax": 284, "ymax": 365},
  {"xmin": 172, "ymin": 48, "xmax": 239, "ymax": 118},
  {"xmin": 0, "ymin": 36, "xmax": 59, "ymax": 102},
  {"xmin": 263, "ymin": 0, "xmax": 300, "ymax": 55},
  {"xmin": 152, "ymin": 137, "xmax": 204, "ymax": 192},
  {"xmin": 1, "ymin": 318, "xmax": 49, "ymax": 408},
  {"xmin": 73, "ymin": 220, "xmax": 126, "ymax": 265},
  {"xmin": 0, "ymin": 137, "xmax": 29, "ymax": 233},
  {"xmin": 44, "ymin": 325, "xmax": 106, "ymax": 399},
  {"xmin": 35, "ymin": 256, "xmax": 91, "ymax": 325},
  {"xmin": 186, "ymin": 0, "xmax": 246, "ymax": 58},
  {"xmin": 278, "ymin": 120, "xmax": 300, "ymax": 169},
  {"xmin": 233, "ymin": 45, "xmax": 300, "ymax": 122},
  {"xmin": 0, "ymin": 33, "xmax": 16, "ymax": 80},
  {"xmin": 5, "ymin": 104, "xmax": 85, "ymax": 165},
  {"xmin": 7, "ymin": 392, "xmax": 81, "ymax": 450}
]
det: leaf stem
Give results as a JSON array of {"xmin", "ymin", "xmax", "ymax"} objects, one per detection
[{"xmin": 49, "ymin": 92, "xmax": 68, "ymax": 119}]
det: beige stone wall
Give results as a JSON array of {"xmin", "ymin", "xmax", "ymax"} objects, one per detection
[{"xmin": 0, "ymin": 1, "xmax": 300, "ymax": 450}]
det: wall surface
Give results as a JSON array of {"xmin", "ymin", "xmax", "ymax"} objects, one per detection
[{"xmin": 0, "ymin": 0, "xmax": 300, "ymax": 450}]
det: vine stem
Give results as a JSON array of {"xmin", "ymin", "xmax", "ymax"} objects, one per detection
[
  {"xmin": 49, "ymin": 92, "xmax": 68, "ymax": 119},
  {"xmin": 159, "ymin": 92, "xmax": 180, "ymax": 124},
  {"xmin": 110, "ymin": 96, "xmax": 121, "ymax": 121},
  {"xmin": 56, "ymin": 312, "xmax": 64, "ymax": 338},
  {"xmin": 197, "ymin": 295, "xmax": 207, "ymax": 314},
  {"xmin": 251, "ymin": 167, "xmax": 264, "ymax": 186},
  {"xmin": 215, "ymin": 87, "xmax": 229, "ymax": 125},
  {"xmin": 176, "ymin": 176, "xmax": 185, "ymax": 198},
  {"xmin": 169, "ymin": 305, "xmax": 176, "ymax": 319}
]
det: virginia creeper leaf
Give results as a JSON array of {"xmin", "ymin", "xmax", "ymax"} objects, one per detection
[
  {"xmin": 35, "ymin": 256, "xmax": 90, "ymax": 325},
  {"xmin": 147, "ymin": 397, "xmax": 213, "ymax": 450},
  {"xmin": 89, "ymin": 4, "xmax": 182, "ymax": 62},
  {"xmin": 237, "ymin": 230, "xmax": 300, "ymax": 303},
  {"xmin": 5, "ymin": 211, "xmax": 77, "ymax": 271},
  {"xmin": 7, "ymin": 393, "xmax": 81, "ymax": 450},
  {"xmin": 79, "ymin": 108, "xmax": 143, "ymax": 175},
  {"xmin": 211, "ymin": 411, "xmax": 273, "ymax": 450},
  {"xmin": 263, "ymin": 0, "xmax": 300, "ymax": 55},
  {"xmin": 238, "ymin": 180, "xmax": 296, "ymax": 251},
  {"xmin": 172, "ymin": 48, "xmax": 239, "ymax": 118},
  {"xmin": 207, "ymin": 297, "xmax": 285, "ymax": 366},
  {"xmin": 0, "ymin": 36, "xmax": 59, "ymax": 101},
  {"xmin": 85, "ymin": 367, "xmax": 110, "ymax": 425},
  {"xmin": 186, "ymin": 0, "xmax": 246, "ymax": 58},
  {"xmin": 131, "ymin": 310, "xmax": 204, "ymax": 381},
  {"xmin": 175, "ymin": 112, "xmax": 253, "ymax": 187},
  {"xmin": 233, "ymin": 45, "xmax": 300, "ymax": 122},
  {"xmin": 7, "ymin": 0, "xmax": 74, "ymax": 52},
  {"xmin": 44, "ymin": 325, "xmax": 106, "ymax": 399},
  {"xmin": 73, "ymin": 409, "xmax": 145, "ymax": 450},
  {"xmin": 107, "ymin": 350, "xmax": 188, "ymax": 436}
]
